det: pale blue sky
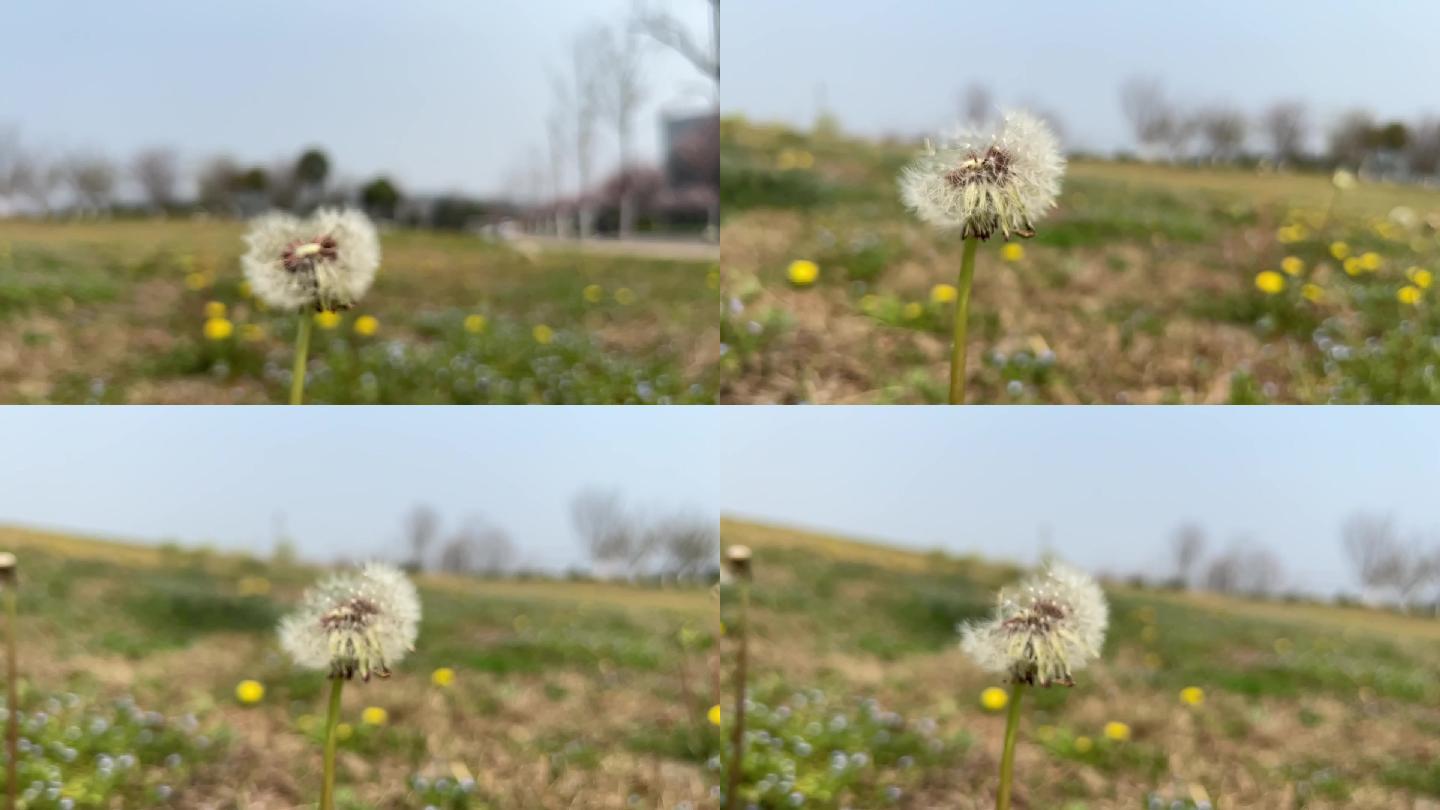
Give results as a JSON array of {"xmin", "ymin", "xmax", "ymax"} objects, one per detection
[
  {"xmin": 0, "ymin": 407, "xmax": 719, "ymax": 570},
  {"xmin": 718, "ymin": 407, "xmax": 1440, "ymax": 596},
  {"xmin": 723, "ymin": 0, "xmax": 1440, "ymax": 153},
  {"xmin": 0, "ymin": 0, "xmax": 714, "ymax": 197}
]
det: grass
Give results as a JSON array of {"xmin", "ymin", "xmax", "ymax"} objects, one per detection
[
  {"xmin": 0, "ymin": 219, "xmax": 719, "ymax": 403},
  {"xmin": 719, "ymin": 517, "xmax": 1440, "ymax": 809},
  {"xmin": 719, "ymin": 116, "xmax": 1440, "ymax": 403},
  {"xmin": 0, "ymin": 524, "xmax": 715, "ymax": 807}
]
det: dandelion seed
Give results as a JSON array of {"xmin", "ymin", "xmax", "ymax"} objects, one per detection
[
  {"xmin": 1103, "ymin": 721, "xmax": 1130, "ymax": 742},
  {"xmin": 900, "ymin": 110, "xmax": 1063, "ymax": 240},
  {"xmin": 961, "ymin": 564, "xmax": 1108, "ymax": 688},
  {"xmin": 787, "ymin": 260, "xmax": 819, "ymax": 287},
  {"xmin": 235, "ymin": 680, "xmax": 264, "ymax": 705},
  {"xmin": 1254, "ymin": 272, "xmax": 1285, "ymax": 295},
  {"xmin": 278, "ymin": 563, "xmax": 421, "ymax": 682},
  {"xmin": 241, "ymin": 209, "xmax": 380, "ymax": 314},
  {"xmin": 203, "ymin": 318, "xmax": 234, "ymax": 341},
  {"xmin": 430, "ymin": 667, "xmax": 455, "ymax": 688}
]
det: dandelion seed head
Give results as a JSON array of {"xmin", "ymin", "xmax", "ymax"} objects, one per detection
[
  {"xmin": 242, "ymin": 209, "xmax": 380, "ymax": 313},
  {"xmin": 899, "ymin": 110, "xmax": 1064, "ymax": 240},
  {"xmin": 279, "ymin": 562, "xmax": 420, "ymax": 681},
  {"xmin": 960, "ymin": 563, "xmax": 1107, "ymax": 687}
]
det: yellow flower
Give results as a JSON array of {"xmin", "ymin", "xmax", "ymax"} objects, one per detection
[
  {"xmin": 431, "ymin": 667, "xmax": 455, "ymax": 688},
  {"xmin": 786, "ymin": 259, "xmax": 819, "ymax": 286},
  {"xmin": 706, "ymin": 269, "xmax": 720, "ymax": 290},
  {"xmin": 1180, "ymin": 686, "xmax": 1205, "ymax": 707},
  {"xmin": 708, "ymin": 705, "xmax": 722, "ymax": 726},
  {"xmin": 614, "ymin": 287, "xmax": 636, "ymax": 305},
  {"xmin": 1398, "ymin": 285, "xmax": 1422, "ymax": 305},
  {"xmin": 235, "ymin": 680, "xmax": 265, "ymax": 704},
  {"xmin": 1103, "ymin": 721, "xmax": 1131, "ymax": 742},
  {"xmin": 335, "ymin": 723, "xmax": 353, "ymax": 741},
  {"xmin": 979, "ymin": 686, "xmax": 1009, "ymax": 712},
  {"xmin": 184, "ymin": 271, "xmax": 211, "ymax": 291},
  {"xmin": 1301, "ymin": 283, "xmax": 1324, "ymax": 303},
  {"xmin": 353, "ymin": 315, "xmax": 379, "ymax": 336},
  {"xmin": 1035, "ymin": 725, "xmax": 1058, "ymax": 743},
  {"xmin": 902, "ymin": 301, "xmax": 924, "ymax": 320},
  {"xmin": 314, "ymin": 311, "xmax": 342, "ymax": 330},
  {"xmin": 1343, "ymin": 257, "xmax": 1362, "ymax": 276},
  {"xmin": 204, "ymin": 300, "xmax": 227, "ymax": 319},
  {"xmin": 1254, "ymin": 271, "xmax": 1285, "ymax": 295},
  {"xmin": 296, "ymin": 714, "xmax": 318, "ymax": 733},
  {"xmin": 1280, "ymin": 256, "xmax": 1304, "ymax": 277},
  {"xmin": 1000, "ymin": 243, "xmax": 1025, "ymax": 262},
  {"xmin": 1358, "ymin": 251, "xmax": 1382, "ymax": 271},
  {"xmin": 361, "ymin": 706, "xmax": 388, "ymax": 726},
  {"xmin": 464, "ymin": 314, "xmax": 487, "ymax": 334},
  {"xmin": 1329, "ymin": 241, "xmax": 1350, "ymax": 261},
  {"xmin": 1408, "ymin": 268, "xmax": 1433, "ymax": 289},
  {"xmin": 236, "ymin": 576, "xmax": 270, "ymax": 596},
  {"xmin": 859, "ymin": 294, "xmax": 881, "ymax": 313},
  {"xmin": 930, "ymin": 283, "xmax": 958, "ymax": 304},
  {"xmin": 1073, "ymin": 736, "xmax": 1093, "ymax": 754},
  {"xmin": 1276, "ymin": 224, "xmax": 1306, "ymax": 243},
  {"xmin": 532, "ymin": 324, "xmax": 555, "ymax": 344},
  {"xmin": 203, "ymin": 317, "xmax": 234, "ymax": 341},
  {"xmin": 583, "ymin": 284, "xmax": 604, "ymax": 303}
]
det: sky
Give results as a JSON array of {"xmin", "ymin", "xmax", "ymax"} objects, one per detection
[
  {"xmin": 718, "ymin": 407, "xmax": 1440, "ymax": 597},
  {"xmin": 0, "ymin": 0, "xmax": 715, "ymax": 198},
  {"xmin": 723, "ymin": 0, "xmax": 1440, "ymax": 153},
  {"xmin": 0, "ymin": 407, "xmax": 719, "ymax": 571}
]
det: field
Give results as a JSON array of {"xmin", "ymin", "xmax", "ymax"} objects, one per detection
[
  {"xmin": 0, "ymin": 525, "xmax": 716, "ymax": 808},
  {"xmin": 0, "ymin": 219, "xmax": 719, "ymax": 404},
  {"xmin": 719, "ymin": 118, "xmax": 1440, "ymax": 403},
  {"xmin": 719, "ymin": 518, "xmax": 1440, "ymax": 809}
]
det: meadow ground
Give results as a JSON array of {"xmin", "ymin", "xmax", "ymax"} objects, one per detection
[
  {"xmin": 720, "ymin": 118, "xmax": 1440, "ymax": 403},
  {"xmin": 0, "ymin": 219, "xmax": 719, "ymax": 404},
  {"xmin": 0, "ymin": 525, "xmax": 717, "ymax": 809},
  {"xmin": 719, "ymin": 518, "xmax": 1440, "ymax": 809}
]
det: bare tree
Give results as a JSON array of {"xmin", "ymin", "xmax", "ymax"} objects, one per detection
[
  {"xmin": 570, "ymin": 30, "xmax": 604, "ymax": 238},
  {"xmin": 439, "ymin": 516, "xmax": 515, "ymax": 576},
  {"xmin": 1260, "ymin": 101, "xmax": 1308, "ymax": 165},
  {"xmin": 131, "ymin": 147, "xmax": 180, "ymax": 212},
  {"xmin": 64, "ymin": 153, "xmax": 117, "ymax": 214},
  {"xmin": 571, "ymin": 489, "xmax": 634, "ymax": 574},
  {"xmin": 1160, "ymin": 112, "xmax": 1199, "ymax": 162},
  {"xmin": 654, "ymin": 513, "xmax": 718, "ymax": 580},
  {"xmin": 1202, "ymin": 549, "xmax": 1242, "ymax": 594},
  {"xmin": 1329, "ymin": 109, "xmax": 1377, "ymax": 169},
  {"xmin": 1170, "ymin": 523, "xmax": 1206, "ymax": 588},
  {"xmin": 1342, "ymin": 513, "xmax": 1401, "ymax": 602},
  {"xmin": 960, "ymin": 82, "xmax": 993, "ymax": 128},
  {"xmin": 634, "ymin": 0, "xmax": 719, "ymax": 88},
  {"xmin": 590, "ymin": 22, "xmax": 648, "ymax": 238},
  {"xmin": 9, "ymin": 152, "xmax": 63, "ymax": 215},
  {"xmin": 1120, "ymin": 77, "xmax": 1174, "ymax": 158},
  {"xmin": 404, "ymin": 504, "xmax": 442, "ymax": 571},
  {"xmin": 1197, "ymin": 106, "xmax": 1247, "ymax": 163},
  {"xmin": 196, "ymin": 155, "xmax": 241, "ymax": 215},
  {"xmin": 1406, "ymin": 117, "xmax": 1440, "ymax": 178}
]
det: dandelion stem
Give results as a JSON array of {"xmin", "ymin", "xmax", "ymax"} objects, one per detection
[
  {"xmin": 4, "ymin": 583, "xmax": 16, "ymax": 810},
  {"xmin": 995, "ymin": 681, "xmax": 1024, "ymax": 810},
  {"xmin": 723, "ymin": 580, "xmax": 750, "ymax": 810},
  {"xmin": 319, "ymin": 676, "xmax": 344, "ymax": 810},
  {"xmin": 948, "ymin": 236, "xmax": 980, "ymax": 404},
  {"xmin": 289, "ymin": 313, "xmax": 313, "ymax": 405}
]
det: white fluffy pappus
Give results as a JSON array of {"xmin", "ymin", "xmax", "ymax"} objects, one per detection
[
  {"xmin": 899, "ymin": 110, "xmax": 1065, "ymax": 240},
  {"xmin": 241, "ymin": 208, "xmax": 381, "ymax": 312},
  {"xmin": 278, "ymin": 562, "xmax": 421, "ymax": 682},
  {"xmin": 960, "ymin": 563, "xmax": 1108, "ymax": 687}
]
